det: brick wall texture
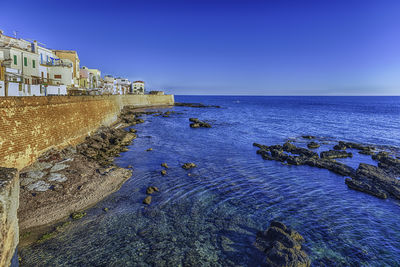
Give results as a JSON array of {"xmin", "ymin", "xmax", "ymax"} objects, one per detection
[{"xmin": 0, "ymin": 94, "xmax": 174, "ymax": 169}]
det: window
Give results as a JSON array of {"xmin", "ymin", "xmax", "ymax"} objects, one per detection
[
  {"xmin": 24, "ymin": 57, "xmax": 27, "ymax": 66},
  {"xmin": 13, "ymin": 55, "xmax": 17, "ymax": 65},
  {"xmin": 54, "ymin": 74, "xmax": 62, "ymax": 79},
  {"xmin": 32, "ymin": 60, "xmax": 36, "ymax": 68}
]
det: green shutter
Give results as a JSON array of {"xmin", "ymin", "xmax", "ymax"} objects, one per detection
[
  {"xmin": 33, "ymin": 60, "xmax": 36, "ymax": 68},
  {"xmin": 24, "ymin": 57, "xmax": 27, "ymax": 66},
  {"xmin": 13, "ymin": 55, "xmax": 17, "ymax": 65}
]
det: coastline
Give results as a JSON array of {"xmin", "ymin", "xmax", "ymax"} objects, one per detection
[{"xmin": 18, "ymin": 105, "xmax": 173, "ymax": 246}]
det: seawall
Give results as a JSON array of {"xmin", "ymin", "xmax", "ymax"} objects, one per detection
[{"xmin": 0, "ymin": 94, "xmax": 174, "ymax": 170}]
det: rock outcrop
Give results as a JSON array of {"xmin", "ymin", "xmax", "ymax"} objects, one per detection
[
  {"xmin": 0, "ymin": 168, "xmax": 19, "ymax": 267},
  {"xmin": 182, "ymin": 163, "xmax": 197, "ymax": 170},
  {"xmin": 189, "ymin": 118, "xmax": 212, "ymax": 128},
  {"xmin": 320, "ymin": 150, "xmax": 353, "ymax": 159},
  {"xmin": 254, "ymin": 221, "xmax": 311, "ymax": 267}
]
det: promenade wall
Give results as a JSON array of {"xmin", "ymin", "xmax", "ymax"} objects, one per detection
[{"xmin": 0, "ymin": 94, "xmax": 174, "ymax": 169}]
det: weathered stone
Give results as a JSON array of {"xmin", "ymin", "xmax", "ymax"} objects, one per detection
[
  {"xmin": 146, "ymin": 148, "xmax": 153, "ymax": 151},
  {"xmin": 161, "ymin": 170, "xmax": 167, "ymax": 176},
  {"xmin": 302, "ymin": 135, "xmax": 315, "ymax": 139}
]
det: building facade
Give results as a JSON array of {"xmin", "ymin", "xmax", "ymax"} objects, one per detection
[{"xmin": 132, "ymin": 81, "xmax": 145, "ymax": 94}]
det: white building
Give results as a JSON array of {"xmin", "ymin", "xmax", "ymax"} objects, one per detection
[
  {"xmin": 115, "ymin": 78, "xmax": 131, "ymax": 95},
  {"xmin": 132, "ymin": 80, "xmax": 145, "ymax": 94}
]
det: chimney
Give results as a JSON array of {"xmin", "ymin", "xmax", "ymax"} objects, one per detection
[{"xmin": 32, "ymin": 40, "xmax": 38, "ymax": 53}]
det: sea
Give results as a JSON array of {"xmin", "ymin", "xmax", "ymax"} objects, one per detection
[{"xmin": 20, "ymin": 96, "xmax": 400, "ymax": 266}]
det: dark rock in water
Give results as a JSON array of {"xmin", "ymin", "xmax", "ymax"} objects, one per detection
[
  {"xmin": 189, "ymin": 118, "xmax": 200, "ymax": 123},
  {"xmin": 302, "ymin": 135, "xmax": 315, "ymax": 139},
  {"xmin": 161, "ymin": 163, "xmax": 169, "ymax": 169},
  {"xmin": 254, "ymin": 221, "xmax": 311, "ymax": 267},
  {"xmin": 146, "ymin": 186, "xmax": 159, "ymax": 195},
  {"xmin": 189, "ymin": 119, "xmax": 212, "ymax": 128},
  {"xmin": 161, "ymin": 170, "xmax": 167, "ymax": 176},
  {"xmin": 143, "ymin": 196, "xmax": 152, "ymax": 205},
  {"xmin": 307, "ymin": 142, "xmax": 320, "ymax": 149},
  {"xmin": 129, "ymin": 128, "xmax": 137, "ymax": 133},
  {"xmin": 305, "ymin": 158, "xmax": 355, "ymax": 176},
  {"xmin": 333, "ymin": 143, "xmax": 347, "ymax": 150},
  {"xmin": 182, "ymin": 163, "xmax": 196, "ymax": 170},
  {"xmin": 283, "ymin": 142, "xmax": 318, "ymax": 158},
  {"xmin": 341, "ymin": 141, "xmax": 375, "ymax": 151},
  {"xmin": 175, "ymin": 102, "xmax": 221, "ymax": 108},
  {"xmin": 345, "ymin": 178, "xmax": 388, "ymax": 199},
  {"xmin": 320, "ymin": 150, "xmax": 352, "ymax": 159},
  {"xmin": 349, "ymin": 163, "xmax": 400, "ymax": 199},
  {"xmin": 146, "ymin": 148, "xmax": 153, "ymax": 151},
  {"xmin": 190, "ymin": 123, "xmax": 201, "ymax": 128},
  {"xmin": 372, "ymin": 152, "xmax": 400, "ymax": 176},
  {"xmin": 287, "ymin": 155, "xmax": 309, "ymax": 165},
  {"xmin": 253, "ymin": 143, "xmax": 269, "ymax": 150},
  {"xmin": 270, "ymin": 149, "xmax": 289, "ymax": 162}
]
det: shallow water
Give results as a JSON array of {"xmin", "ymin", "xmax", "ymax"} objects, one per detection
[{"xmin": 20, "ymin": 96, "xmax": 400, "ymax": 266}]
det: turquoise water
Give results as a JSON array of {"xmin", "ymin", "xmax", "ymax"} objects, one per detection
[{"xmin": 20, "ymin": 96, "xmax": 400, "ymax": 266}]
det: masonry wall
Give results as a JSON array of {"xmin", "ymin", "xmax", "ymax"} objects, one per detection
[{"xmin": 0, "ymin": 94, "xmax": 174, "ymax": 169}]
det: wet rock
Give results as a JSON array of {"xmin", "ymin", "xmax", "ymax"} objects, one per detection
[
  {"xmin": 346, "ymin": 163, "xmax": 400, "ymax": 199},
  {"xmin": 146, "ymin": 148, "xmax": 153, "ymax": 151},
  {"xmin": 129, "ymin": 128, "xmax": 137, "ymax": 133},
  {"xmin": 190, "ymin": 121, "xmax": 211, "ymax": 128},
  {"xmin": 320, "ymin": 150, "xmax": 352, "ymax": 159},
  {"xmin": 302, "ymin": 135, "xmax": 315, "ymax": 139},
  {"xmin": 189, "ymin": 118, "xmax": 200, "ymax": 123},
  {"xmin": 372, "ymin": 152, "xmax": 400, "ymax": 176},
  {"xmin": 161, "ymin": 170, "xmax": 167, "ymax": 176},
  {"xmin": 283, "ymin": 142, "xmax": 318, "ymax": 158},
  {"xmin": 333, "ymin": 142, "xmax": 347, "ymax": 150},
  {"xmin": 143, "ymin": 196, "xmax": 152, "ymax": 205},
  {"xmin": 254, "ymin": 221, "xmax": 311, "ymax": 267},
  {"xmin": 345, "ymin": 178, "xmax": 387, "ymax": 199},
  {"xmin": 307, "ymin": 142, "xmax": 320, "ymax": 149},
  {"xmin": 161, "ymin": 163, "xmax": 169, "ymax": 169},
  {"xmin": 304, "ymin": 158, "xmax": 355, "ymax": 177},
  {"xmin": 146, "ymin": 186, "xmax": 159, "ymax": 195},
  {"xmin": 253, "ymin": 143, "xmax": 269, "ymax": 150},
  {"xmin": 182, "ymin": 163, "xmax": 197, "ymax": 170}
]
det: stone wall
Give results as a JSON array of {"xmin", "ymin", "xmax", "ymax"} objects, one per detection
[
  {"xmin": 0, "ymin": 168, "xmax": 19, "ymax": 267},
  {"xmin": 0, "ymin": 94, "xmax": 174, "ymax": 169}
]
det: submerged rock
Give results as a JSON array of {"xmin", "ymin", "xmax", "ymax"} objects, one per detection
[
  {"xmin": 182, "ymin": 163, "xmax": 197, "ymax": 170},
  {"xmin": 161, "ymin": 170, "xmax": 167, "ymax": 176},
  {"xmin": 146, "ymin": 186, "xmax": 159, "ymax": 195},
  {"xmin": 161, "ymin": 163, "xmax": 169, "ymax": 169},
  {"xmin": 254, "ymin": 221, "xmax": 311, "ymax": 267},
  {"xmin": 175, "ymin": 102, "xmax": 221, "ymax": 108},
  {"xmin": 143, "ymin": 196, "xmax": 152, "ymax": 205},
  {"xmin": 71, "ymin": 211, "xmax": 86, "ymax": 220},
  {"xmin": 146, "ymin": 148, "xmax": 153, "ymax": 152},
  {"xmin": 190, "ymin": 121, "xmax": 211, "ymax": 128},
  {"xmin": 301, "ymin": 135, "xmax": 315, "ymax": 139}
]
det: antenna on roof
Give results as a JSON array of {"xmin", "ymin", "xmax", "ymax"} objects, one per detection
[{"xmin": 26, "ymin": 39, "xmax": 46, "ymax": 47}]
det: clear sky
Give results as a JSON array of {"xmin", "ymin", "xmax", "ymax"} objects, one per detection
[{"xmin": 1, "ymin": 0, "xmax": 400, "ymax": 95}]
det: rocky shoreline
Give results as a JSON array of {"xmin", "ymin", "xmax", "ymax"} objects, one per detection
[
  {"xmin": 253, "ymin": 137, "xmax": 400, "ymax": 200},
  {"xmin": 18, "ymin": 106, "xmax": 173, "ymax": 245}
]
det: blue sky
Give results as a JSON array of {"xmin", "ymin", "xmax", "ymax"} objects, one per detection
[{"xmin": 1, "ymin": 0, "xmax": 400, "ymax": 95}]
